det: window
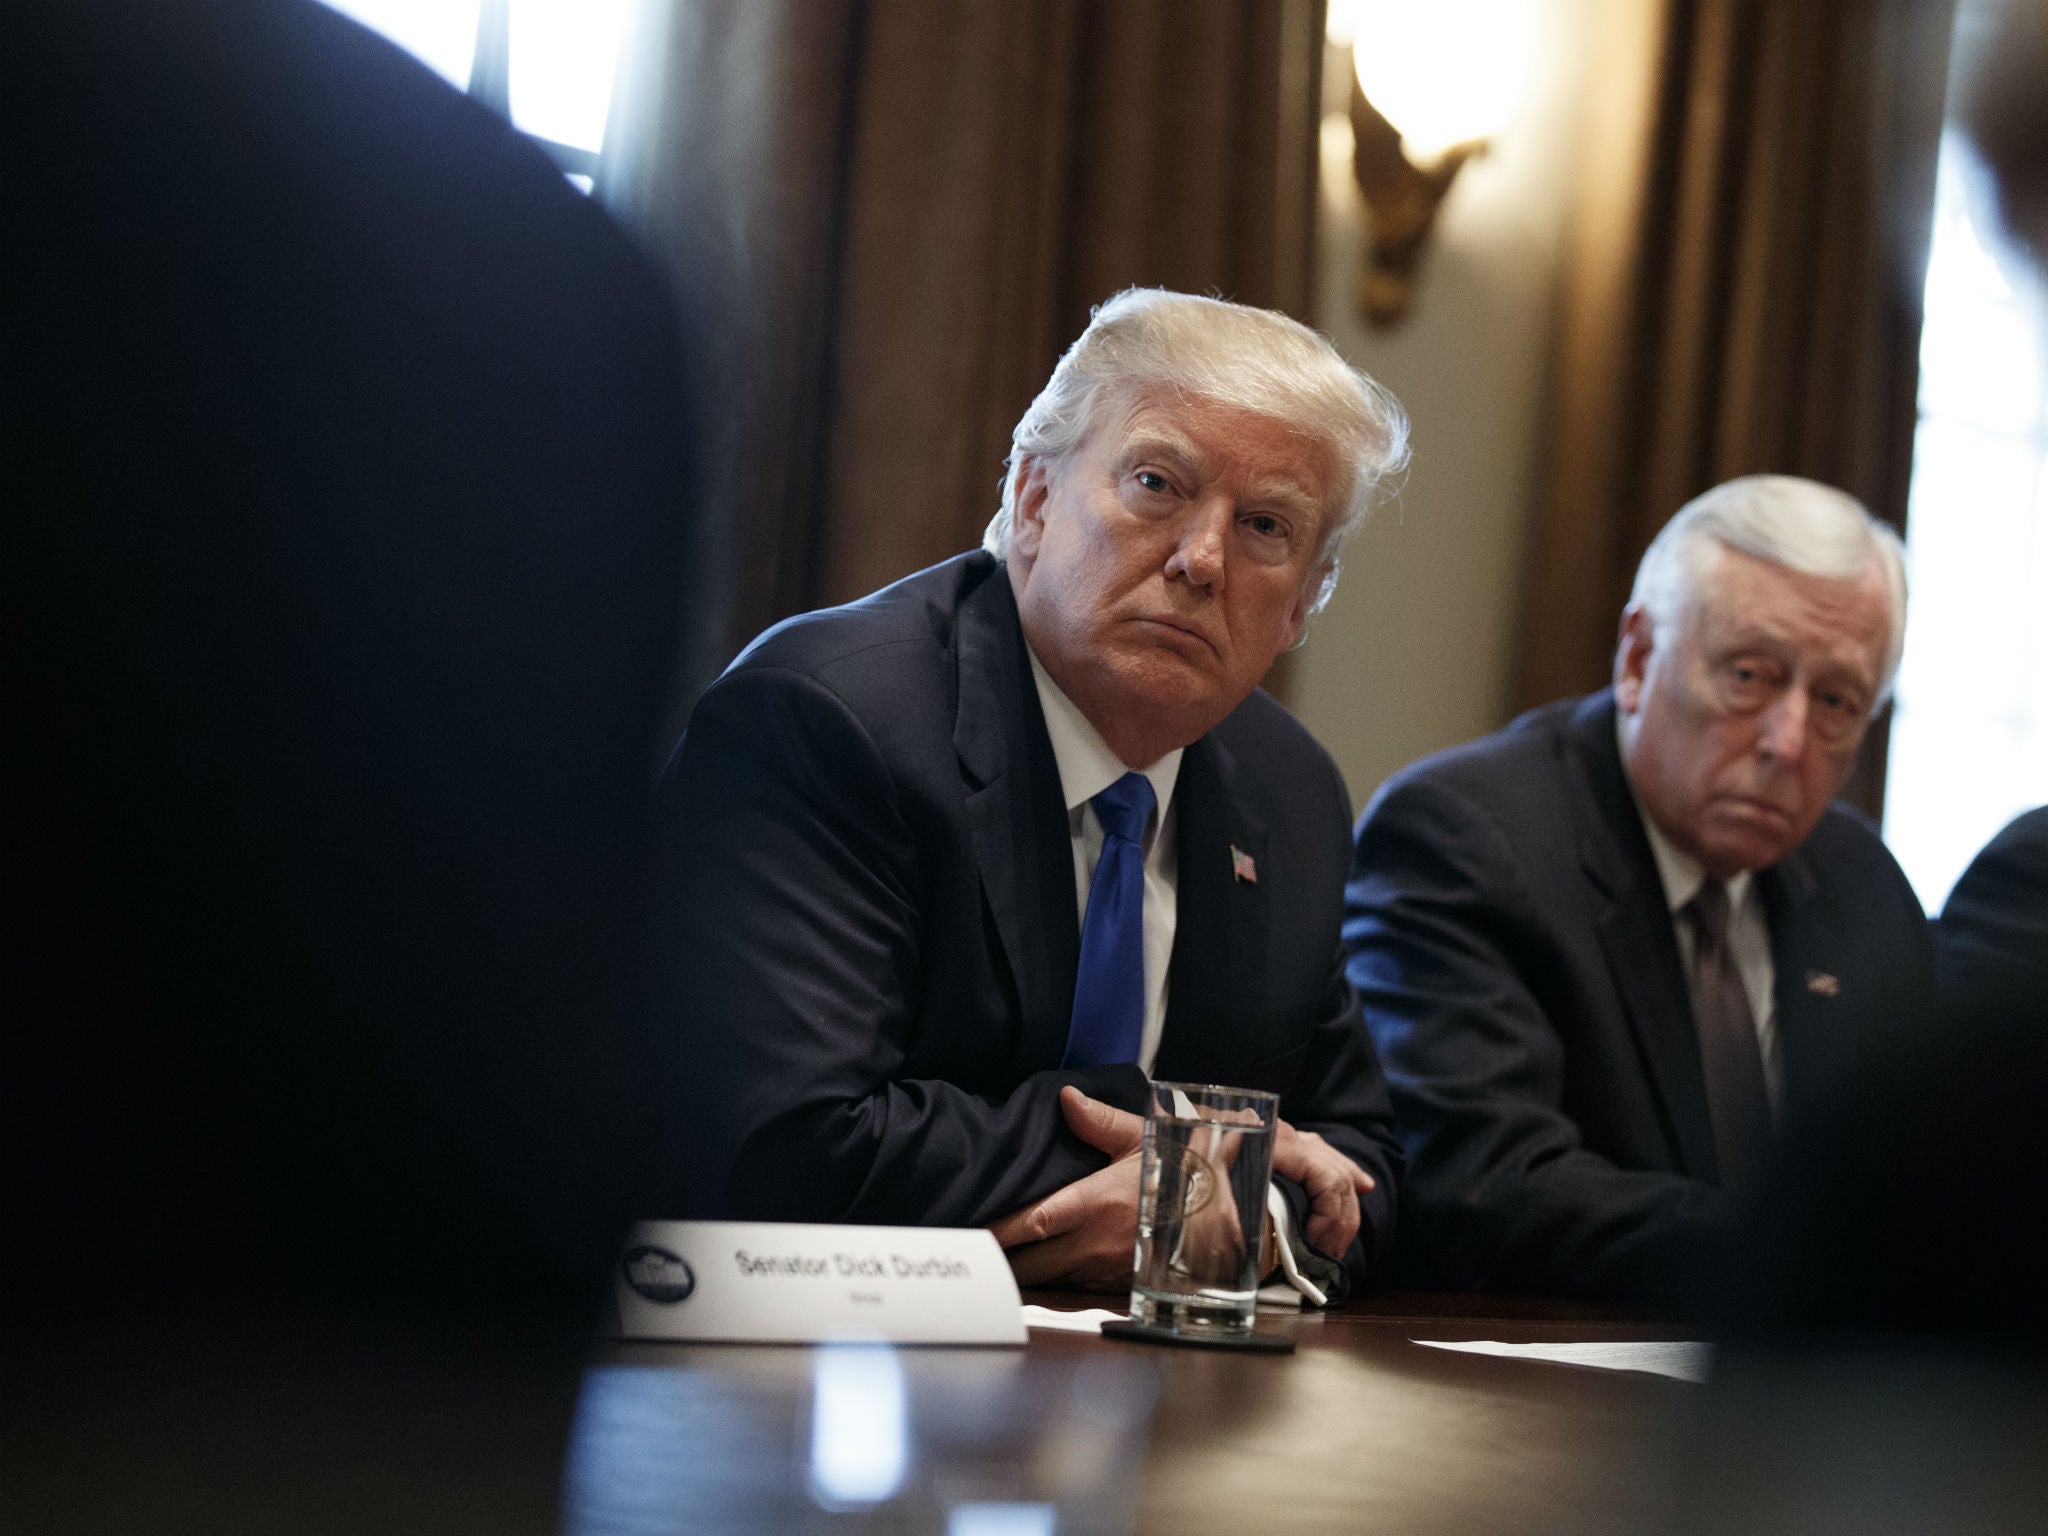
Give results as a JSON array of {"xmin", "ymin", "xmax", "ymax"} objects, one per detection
[
  {"xmin": 317, "ymin": 0, "xmax": 634, "ymax": 189},
  {"xmin": 1882, "ymin": 131, "xmax": 2048, "ymax": 913}
]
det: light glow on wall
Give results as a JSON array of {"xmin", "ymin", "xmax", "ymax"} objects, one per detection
[{"xmin": 1332, "ymin": 0, "xmax": 1537, "ymax": 161}]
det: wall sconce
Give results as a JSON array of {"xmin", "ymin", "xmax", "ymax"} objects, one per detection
[{"xmin": 1337, "ymin": 1, "xmax": 1535, "ymax": 326}]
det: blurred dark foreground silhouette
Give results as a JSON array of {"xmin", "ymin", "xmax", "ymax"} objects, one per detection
[{"xmin": 3, "ymin": 1, "xmax": 696, "ymax": 1529}]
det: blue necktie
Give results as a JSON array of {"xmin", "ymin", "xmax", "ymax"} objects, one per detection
[{"xmin": 1062, "ymin": 771, "xmax": 1156, "ymax": 1068}]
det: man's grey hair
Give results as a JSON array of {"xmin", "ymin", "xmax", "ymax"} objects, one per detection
[
  {"xmin": 1628, "ymin": 474, "xmax": 1910, "ymax": 706},
  {"xmin": 981, "ymin": 288, "xmax": 1409, "ymax": 616}
]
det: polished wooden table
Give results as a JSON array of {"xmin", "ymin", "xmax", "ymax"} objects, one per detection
[{"xmin": 563, "ymin": 1291, "xmax": 1704, "ymax": 1535}]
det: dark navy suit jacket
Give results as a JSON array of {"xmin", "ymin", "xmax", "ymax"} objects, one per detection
[
  {"xmin": 661, "ymin": 551, "xmax": 1401, "ymax": 1288},
  {"xmin": 1938, "ymin": 806, "xmax": 2048, "ymax": 1022},
  {"xmin": 1740, "ymin": 808, "xmax": 2048, "ymax": 1339},
  {"xmin": 1343, "ymin": 692, "xmax": 1930, "ymax": 1304}
]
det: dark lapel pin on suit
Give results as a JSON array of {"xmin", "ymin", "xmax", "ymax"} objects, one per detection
[
  {"xmin": 1231, "ymin": 845, "xmax": 1258, "ymax": 884},
  {"xmin": 1806, "ymin": 971, "xmax": 1841, "ymax": 997}
]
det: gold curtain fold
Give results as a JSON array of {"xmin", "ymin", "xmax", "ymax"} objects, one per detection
[
  {"xmin": 1512, "ymin": 0, "xmax": 1954, "ymax": 813},
  {"xmin": 603, "ymin": 0, "xmax": 1325, "ymax": 724}
]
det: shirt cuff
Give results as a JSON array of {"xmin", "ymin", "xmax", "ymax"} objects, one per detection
[{"xmin": 1263, "ymin": 1181, "xmax": 1328, "ymax": 1308}]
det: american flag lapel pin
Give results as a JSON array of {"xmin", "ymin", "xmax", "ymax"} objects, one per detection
[
  {"xmin": 1230, "ymin": 844, "xmax": 1258, "ymax": 884},
  {"xmin": 1806, "ymin": 971, "xmax": 1841, "ymax": 997}
]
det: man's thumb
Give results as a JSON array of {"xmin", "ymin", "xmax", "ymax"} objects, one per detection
[{"xmin": 1060, "ymin": 1084, "xmax": 1145, "ymax": 1158}]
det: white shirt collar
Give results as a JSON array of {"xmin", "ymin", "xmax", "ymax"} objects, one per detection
[
  {"xmin": 1615, "ymin": 714, "xmax": 1754, "ymax": 918},
  {"xmin": 1026, "ymin": 646, "xmax": 1183, "ymax": 839}
]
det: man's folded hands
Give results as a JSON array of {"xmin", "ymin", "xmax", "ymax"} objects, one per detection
[
  {"xmin": 1273, "ymin": 1118, "xmax": 1375, "ymax": 1260},
  {"xmin": 988, "ymin": 1086, "xmax": 1375, "ymax": 1290},
  {"xmin": 988, "ymin": 1086, "xmax": 1145, "ymax": 1290}
]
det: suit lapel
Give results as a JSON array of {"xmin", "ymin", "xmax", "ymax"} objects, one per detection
[
  {"xmin": 1759, "ymin": 848, "xmax": 1826, "ymax": 1103},
  {"xmin": 953, "ymin": 564, "xmax": 1080, "ymax": 1074},
  {"xmin": 1154, "ymin": 728, "xmax": 1270, "ymax": 1085},
  {"xmin": 1571, "ymin": 696, "xmax": 1721, "ymax": 1181}
]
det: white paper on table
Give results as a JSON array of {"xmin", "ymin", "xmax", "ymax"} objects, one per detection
[
  {"xmin": 1411, "ymin": 1338, "xmax": 1712, "ymax": 1383},
  {"xmin": 1021, "ymin": 1305, "xmax": 1125, "ymax": 1334}
]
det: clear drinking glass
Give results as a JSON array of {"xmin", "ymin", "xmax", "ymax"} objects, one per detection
[{"xmin": 1129, "ymin": 1081, "xmax": 1277, "ymax": 1336}]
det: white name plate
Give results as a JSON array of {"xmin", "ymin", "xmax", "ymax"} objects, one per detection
[{"xmin": 607, "ymin": 1220, "xmax": 1026, "ymax": 1346}]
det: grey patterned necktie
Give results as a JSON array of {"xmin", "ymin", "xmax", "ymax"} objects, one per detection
[{"xmin": 1687, "ymin": 879, "xmax": 1773, "ymax": 1193}]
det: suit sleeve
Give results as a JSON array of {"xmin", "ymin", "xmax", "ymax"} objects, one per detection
[
  {"xmin": 1344, "ymin": 777, "xmax": 1724, "ymax": 1302},
  {"xmin": 658, "ymin": 663, "xmax": 1147, "ymax": 1228},
  {"xmin": 1269, "ymin": 948, "xmax": 1403, "ymax": 1298}
]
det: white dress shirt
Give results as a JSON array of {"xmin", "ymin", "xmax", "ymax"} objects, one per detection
[
  {"xmin": 1025, "ymin": 650, "xmax": 1326, "ymax": 1303},
  {"xmin": 1026, "ymin": 649, "xmax": 1183, "ymax": 1074},
  {"xmin": 1618, "ymin": 724, "xmax": 1781, "ymax": 1114}
]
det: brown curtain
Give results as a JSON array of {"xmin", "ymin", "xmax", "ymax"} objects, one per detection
[
  {"xmin": 601, "ymin": 0, "xmax": 1326, "ymax": 727},
  {"xmin": 1512, "ymin": 0, "xmax": 1954, "ymax": 813}
]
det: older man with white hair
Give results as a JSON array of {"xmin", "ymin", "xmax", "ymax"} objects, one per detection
[
  {"xmin": 1343, "ymin": 475, "xmax": 1931, "ymax": 1305},
  {"xmin": 663, "ymin": 289, "xmax": 1409, "ymax": 1299}
]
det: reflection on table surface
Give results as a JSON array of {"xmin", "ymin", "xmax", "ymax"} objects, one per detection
[{"xmin": 563, "ymin": 1292, "xmax": 1703, "ymax": 1536}]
